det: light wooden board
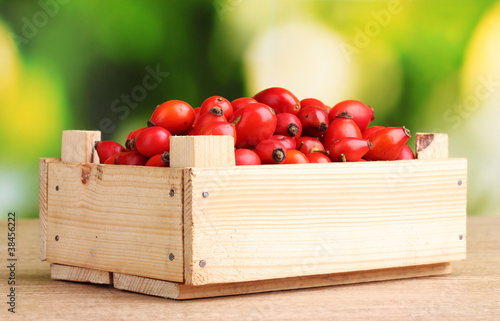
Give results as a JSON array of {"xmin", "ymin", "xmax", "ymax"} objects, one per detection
[
  {"xmin": 46, "ymin": 161, "xmax": 185, "ymax": 282},
  {"xmin": 113, "ymin": 263, "xmax": 451, "ymax": 300},
  {"xmin": 61, "ymin": 130, "xmax": 101, "ymax": 163},
  {"xmin": 39, "ymin": 157, "xmax": 60, "ymax": 261},
  {"xmin": 416, "ymin": 133, "xmax": 449, "ymax": 159},
  {"xmin": 51, "ymin": 263, "xmax": 112, "ymax": 284},
  {"xmin": 170, "ymin": 135, "xmax": 235, "ymax": 168},
  {"xmin": 183, "ymin": 159, "xmax": 467, "ymax": 285},
  {"xmin": 3, "ymin": 217, "xmax": 499, "ymax": 319}
]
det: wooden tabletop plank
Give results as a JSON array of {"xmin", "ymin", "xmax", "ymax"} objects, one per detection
[{"xmin": 1, "ymin": 216, "xmax": 499, "ymax": 320}]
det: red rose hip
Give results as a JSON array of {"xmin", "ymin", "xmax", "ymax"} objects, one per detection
[
  {"xmin": 322, "ymin": 112, "xmax": 362, "ymax": 149},
  {"xmin": 229, "ymin": 103, "xmax": 277, "ymax": 149},
  {"xmin": 284, "ymin": 150, "xmax": 310, "ymax": 164},
  {"xmin": 254, "ymin": 139, "xmax": 287, "ymax": 164},
  {"xmin": 114, "ymin": 151, "xmax": 148, "ymax": 166},
  {"xmin": 329, "ymin": 100, "xmax": 374, "ymax": 132},
  {"xmin": 149, "ymin": 100, "xmax": 195, "ymax": 135},
  {"xmin": 145, "ymin": 152, "xmax": 170, "ymax": 167},
  {"xmin": 235, "ymin": 148, "xmax": 261, "ymax": 165},
  {"xmin": 274, "ymin": 113, "xmax": 302, "ymax": 138},
  {"xmin": 200, "ymin": 96, "xmax": 233, "ymax": 119},
  {"xmin": 95, "ymin": 141, "xmax": 125, "ymax": 164},
  {"xmin": 253, "ymin": 87, "xmax": 301, "ymax": 115},
  {"xmin": 363, "ymin": 127, "xmax": 411, "ymax": 161},
  {"xmin": 132, "ymin": 126, "xmax": 172, "ymax": 158},
  {"xmin": 297, "ymin": 106, "xmax": 329, "ymax": 137},
  {"xmin": 395, "ymin": 144, "xmax": 415, "ymax": 160},
  {"xmin": 327, "ymin": 137, "xmax": 371, "ymax": 162}
]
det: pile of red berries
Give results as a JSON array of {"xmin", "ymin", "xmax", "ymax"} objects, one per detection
[{"xmin": 95, "ymin": 87, "xmax": 414, "ymax": 166}]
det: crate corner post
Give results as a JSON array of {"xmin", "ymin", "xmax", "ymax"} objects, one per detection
[
  {"xmin": 46, "ymin": 130, "xmax": 112, "ymax": 285},
  {"xmin": 415, "ymin": 132, "xmax": 449, "ymax": 159}
]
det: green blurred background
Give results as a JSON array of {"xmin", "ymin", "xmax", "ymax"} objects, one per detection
[{"xmin": 1, "ymin": 0, "xmax": 499, "ymax": 219}]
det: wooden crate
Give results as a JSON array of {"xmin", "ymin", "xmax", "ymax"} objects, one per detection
[{"xmin": 39, "ymin": 130, "xmax": 467, "ymax": 299}]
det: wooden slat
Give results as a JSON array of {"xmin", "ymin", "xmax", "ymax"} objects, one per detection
[
  {"xmin": 184, "ymin": 159, "xmax": 467, "ymax": 285},
  {"xmin": 416, "ymin": 133, "xmax": 449, "ymax": 159},
  {"xmin": 170, "ymin": 135, "xmax": 235, "ymax": 168},
  {"xmin": 46, "ymin": 162, "xmax": 184, "ymax": 282},
  {"xmin": 49, "ymin": 130, "xmax": 101, "ymax": 280},
  {"xmin": 113, "ymin": 263, "xmax": 451, "ymax": 300},
  {"xmin": 39, "ymin": 157, "xmax": 60, "ymax": 261},
  {"xmin": 51, "ymin": 263, "xmax": 112, "ymax": 284},
  {"xmin": 61, "ymin": 130, "xmax": 101, "ymax": 163}
]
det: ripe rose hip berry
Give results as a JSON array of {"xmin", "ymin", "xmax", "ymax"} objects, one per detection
[
  {"xmin": 296, "ymin": 136, "xmax": 325, "ymax": 154},
  {"xmin": 395, "ymin": 144, "xmax": 415, "ymax": 160},
  {"xmin": 253, "ymin": 87, "xmax": 301, "ymax": 115},
  {"xmin": 270, "ymin": 135, "xmax": 296, "ymax": 150},
  {"xmin": 306, "ymin": 152, "xmax": 331, "ymax": 163},
  {"xmin": 114, "ymin": 151, "xmax": 148, "ymax": 166},
  {"xmin": 197, "ymin": 121, "xmax": 237, "ymax": 144},
  {"xmin": 229, "ymin": 103, "xmax": 277, "ymax": 149},
  {"xmin": 132, "ymin": 126, "xmax": 172, "ymax": 158},
  {"xmin": 254, "ymin": 139, "xmax": 287, "ymax": 164},
  {"xmin": 200, "ymin": 96, "xmax": 234, "ymax": 119},
  {"xmin": 275, "ymin": 113, "xmax": 302, "ymax": 138},
  {"xmin": 145, "ymin": 151, "xmax": 170, "ymax": 167},
  {"xmin": 149, "ymin": 100, "xmax": 195, "ymax": 135},
  {"xmin": 194, "ymin": 107, "xmax": 202, "ymax": 120},
  {"xmin": 231, "ymin": 97, "xmax": 257, "ymax": 112},
  {"xmin": 235, "ymin": 148, "xmax": 261, "ymax": 165},
  {"xmin": 297, "ymin": 106, "xmax": 329, "ymax": 137},
  {"xmin": 300, "ymin": 98, "xmax": 329, "ymax": 113},
  {"xmin": 125, "ymin": 127, "xmax": 147, "ymax": 150},
  {"xmin": 362, "ymin": 125, "xmax": 385, "ymax": 140},
  {"xmin": 329, "ymin": 100, "xmax": 374, "ymax": 132},
  {"xmin": 322, "ymin": 112, "xmax": 362, "ymax": 149},
  {"xmin": 327, "ymin": 137, "xmax": 371, "ymax": 162},
  {"xmin": 103, "ymin": 155, "xmax": 117, "ymax": 164},
  {"xmin": 363, "ymin": 127, "xmax": 411, "ymax": 161},
  {"xmin": 284, "ymin": 150, "xmax": 310, "ymax": 164},
  {"xmin": 193, "ymin": 107, "xmax": 228, "ymax": 135},
  {"xmin": 95, "ymin": 141, "xmax": 125, "ymax": 164}
]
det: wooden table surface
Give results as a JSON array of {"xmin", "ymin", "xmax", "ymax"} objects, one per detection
[{"xmin": 1, "ymin": 216, "xmax": 499, "ymax": 320}]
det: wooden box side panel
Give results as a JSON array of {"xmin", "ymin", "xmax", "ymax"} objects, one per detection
[
  {"xmin": 184, "ymin": 159, "xmax": 467, "ymax": 285},
  {"xmin": 46, "ymin": 161, "xmax": 184, "ymax": 282}
]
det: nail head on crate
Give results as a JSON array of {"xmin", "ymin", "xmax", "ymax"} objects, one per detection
[
  {"xmin": 202, "ymin": 191, "xmax": 209, "ymax": 198},
  {"xmin": 55, "ymin": 235, "xmax": 59, "ymax": 241},
  {"xmin": 199, "ymin": 260, "xmax": 206, "ymax": 268},
  {"xmin": 458, "ymin": 180, "xmax": 462, "ymax": 186},
  {"xmin": 55, "ymin": 185, "xmax": 59, "ymax": 191},
  {"xmin": 170, "ymin": 189, "xmax": 175, "ymax": 197},
  {"xmin": 169, "ymin": 253, "xmax": 175, "ymax": 261}
]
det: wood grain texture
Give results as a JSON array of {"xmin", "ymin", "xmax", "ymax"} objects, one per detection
[
  {"xmin": 416, "ymin": 133, "xmax": 449, "ymax": 159},
  {"xmin": 184, "ymin": 159, "xmax": 467, "ymax": 285},
  {"xmin": 113, "ymin": 263, "xmax": 450, "ymax": 300},
  {"xmin": 1, "ymin": 217, "xmax": 499, "ymax": 320},
  {"xmin": 170, "ymin": 135, "xmax": 235, "ymax": 168},
  {"xmin": 46, "ymin": 161, "xmax": 184, "ymax": 282},
  {"xmin": 51, "ymin": 263, "xmax": 112, "ymax": 284},
  {"xmin": 61, "ymin": 130, "xmax": 101, "ymax": 163},
  {"xmin": 39, "ymin": 157, "xmax": 60, "ymax": 261}
]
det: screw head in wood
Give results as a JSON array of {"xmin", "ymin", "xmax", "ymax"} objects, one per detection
[
  {"xmin": 199, "ymin": 260, "xmax": 206, "ymax": 268},
  {"xmin": 202, "ymin": 191, "xmax": 209, "ymax": 198},
  {"xmin": 169, "ymin": 253, "xmax": 175, "ymax": 261}
]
